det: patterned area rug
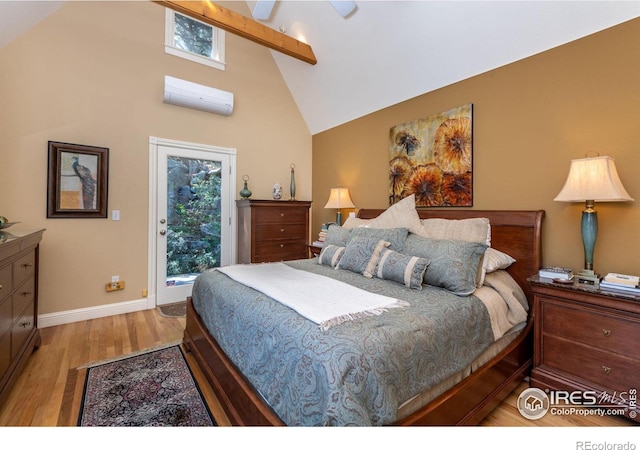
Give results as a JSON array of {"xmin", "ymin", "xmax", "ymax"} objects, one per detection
[{"xmin": 78, "ymin": 345, "xmax": 215, "ymax": 426}]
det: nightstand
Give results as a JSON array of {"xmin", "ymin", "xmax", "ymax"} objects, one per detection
[
  {"xmin": 529, "ymin": 276, "xmax": 639, "ymax": 423},
  {"xmin": 308, "ymin": 244, "xmax": 322, "ymax": 258}
]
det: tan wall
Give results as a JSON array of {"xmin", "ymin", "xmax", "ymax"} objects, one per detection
[
  {"xmin": 0, "ymin": 1, "xmax": 311, "ymax": 315},
  {"xmin": 313, "ymin": 18, "xmax": 640, "ymax": 276}
]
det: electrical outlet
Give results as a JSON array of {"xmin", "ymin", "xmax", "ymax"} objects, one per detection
[{"xmin": 106, "ymin": 281, "xmax": 125, "ymax": 292}]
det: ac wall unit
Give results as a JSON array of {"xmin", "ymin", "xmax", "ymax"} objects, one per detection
[{"xmin": 163, "ymin": 75, "xmax": 234, "ymax": 116}]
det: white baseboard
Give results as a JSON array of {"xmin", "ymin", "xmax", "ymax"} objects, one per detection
[{"xmin": 38, "ymin": 295, "xmax": 157, "ymax": 328}]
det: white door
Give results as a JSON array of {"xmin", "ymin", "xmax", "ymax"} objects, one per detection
[{"xmin": 149, "ymin": 137, "xmax": 236, "ymax": 306}]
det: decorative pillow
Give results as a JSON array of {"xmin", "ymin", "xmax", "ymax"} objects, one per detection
[
  {"xmin": 402, "ymin": 234, "xmax": 488, "ymax": 296},
  {"xmin": 484, "ymin": 248, "xmax": 516, "ymax": 272},
  {"xmin": 361, "ymin": 194, "xmax": 424, "ymax": 235},
  {"xmin": 420, "ymin": 217, "xmax": 491, "ymax": 245},
  {"xmin": 478, "ymin": 248, "xmax": 516, "ymax": 286},
  {"xmin": 317, "ymin": 244, "xmax": 345, "ymax": 268},
  {"xmin": 348, "ymin": 227, "xmax": 408, "ymax": 251},
  {"xmin": 375, "ymin": 249, "xmax": 430, "ymax": 290},
  {"xmin": 342, "ymin": 216, "xmax": 370, "ymax": 229},
  {"xmin": 323, "ymin": 224, "xmax": 351, "ymax": 247},
  {"xmin": 337, "ymin": 237, "xmax": 390, "ymax": 278}
]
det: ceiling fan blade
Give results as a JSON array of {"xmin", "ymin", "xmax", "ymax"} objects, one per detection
[
  {"xmin": 252, "ymin": 0, "xmax": 275, "ymax": 20},
  {"xmin": 329, "ymin": 1, "xmax": 357, "ymax": 18}
]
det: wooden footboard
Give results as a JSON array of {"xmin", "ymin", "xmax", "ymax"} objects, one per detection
[{"xmin": 184, "ymin": 298, "xmax": 284, "ymax": 425}]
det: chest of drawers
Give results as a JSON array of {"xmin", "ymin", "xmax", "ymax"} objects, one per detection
[
  {"xmin": 237, "ymin": 200, "xmax": 311, "ymax": 263},
  {"xmin": 0, "ymin": 229, "xmax": 44, "ymax": 405},
  {"xmin": 529, "ymin": 277, "xmax": 639, "ymax": 423}
]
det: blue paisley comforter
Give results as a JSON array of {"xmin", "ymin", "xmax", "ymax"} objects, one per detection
[{"xmin": 191, "ymin": 258, "xmax": 519, "ymax": 426}]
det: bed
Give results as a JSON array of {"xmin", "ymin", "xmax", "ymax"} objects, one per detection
[{"xmin": 184, "ymin": 200, "xmax": 544, "ymax": 426}]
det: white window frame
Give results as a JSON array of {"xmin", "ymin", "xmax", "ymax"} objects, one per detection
[{"xmin": 164, "ymin": 8, "xmax": 226, "ymax": 71}]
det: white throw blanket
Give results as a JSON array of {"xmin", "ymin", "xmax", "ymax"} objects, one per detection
[{"xmin": 217, "ymin": 263, "xmax": 409, "ymax": 331}]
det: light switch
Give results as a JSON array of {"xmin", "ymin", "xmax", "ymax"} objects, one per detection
[{"xmin": 112, "ymin": 210, "xmax": 120, "ymax": 221}]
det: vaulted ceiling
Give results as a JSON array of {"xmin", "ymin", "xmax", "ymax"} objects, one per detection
[{"xmin": 1, "ymin": 1, "xmax": 639, "ymax": 134}]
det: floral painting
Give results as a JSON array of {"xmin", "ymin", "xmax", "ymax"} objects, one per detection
[{"xmin": 389, "ymin": 104, "xmax": 473, "ymax": 207}]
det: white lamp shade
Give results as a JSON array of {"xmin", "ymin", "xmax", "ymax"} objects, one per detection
[
  {"xmin": 554, "ymin": 156, "xmax": 634, "ymax": 202},
  {"xmin": 324, "ymin": 188, "xmax": 355, "ymax": 209}
]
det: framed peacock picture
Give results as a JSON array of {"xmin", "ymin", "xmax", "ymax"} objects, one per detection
[
  {"xmin": 388, "ymin": 104, "xmax": 473, "ymax": 207},
  {"xmin": 47, "ymin": 141, "xmax": 109, "ymax": 218}
]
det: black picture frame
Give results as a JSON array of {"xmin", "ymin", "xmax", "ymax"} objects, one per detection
[{"xmin": 47, "ymin": 141, "xmax": 109, "ymax": 218}]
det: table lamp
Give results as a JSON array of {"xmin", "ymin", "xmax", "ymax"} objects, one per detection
[
  {"xmin": 324, "ymin": 188, "xmax": 355, "ymax": 225},
  {"xmin": 554, "ymin": 155, "xmax": 633, "ymax": 283}
]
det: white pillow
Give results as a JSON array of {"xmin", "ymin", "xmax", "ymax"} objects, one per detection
[
  {"xmin": 420, "ymin": 217, "xmax": 491, "ymax": 245},
  {"xmin": 361, "ymin": 194, "xmax": 424, "ymax": 235},
  {"xmin": 478, "ymin": 248, "xmax": 516, "ymax": 286},
  {"xmin": 484, "ymin": 248, "xmax": 516, "ymax": 272},
  {"xmin": 342, "ymin": 216, "xmax": 370, "ymax": 229}
]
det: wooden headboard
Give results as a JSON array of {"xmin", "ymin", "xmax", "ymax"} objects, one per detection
[{"xmin": 356, "ymin": 209, "xmax": 545, "ymax": 304}]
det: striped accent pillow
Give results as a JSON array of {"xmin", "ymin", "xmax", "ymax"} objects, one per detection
[
  {"xmin": 337, "ymin": 237, "xmax": 390, "ymax": 278},
  {"xmin": 317, "ymin": 244, "xmax": 345, "ymax": 268},
  {"xmin": 375, "ymin": 249, "xmax": 430, "ymax": 290}
]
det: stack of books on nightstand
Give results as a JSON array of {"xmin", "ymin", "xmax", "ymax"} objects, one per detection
[
  {"xmin": 538, "ymin": 266, "xmax": 573, "ymax": 280},
  {"xmin": 312, "ymin": 223, "xmax": 329, "ymax": 247},
  {"xmin": 599, "ymin": 273, "xmax": 640, "ymax": 294}
]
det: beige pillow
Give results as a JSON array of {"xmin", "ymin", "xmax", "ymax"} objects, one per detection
[
  {"xmin": 363, "ymin": 194, "xmax": 424, "ymax": 235},
  {"xmin": 342, "ymin": 216, "xmax": 370, "ymax": 229},
  {"xmin": 421, "ymin": 217, "xmax": 491, "ymax": 245},
  {"xmin": 478, "ymin": 247, "xmax": 516, "ymax": 286},
  {"xmin": 484, "ymin": 247, "xmax": 516, "ymax": 272}
]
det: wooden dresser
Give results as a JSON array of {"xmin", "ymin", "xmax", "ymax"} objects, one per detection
[
  {"xmin": 0, "ymin": 229, "xmax": 44, "ymax": 405},
  {"xmin": 529, "ymin": 276, "xmax": 639, "ymax": 423},
  {"xmin": 237, "ymin": 200, "xmax": 311, "ymax": 263}
]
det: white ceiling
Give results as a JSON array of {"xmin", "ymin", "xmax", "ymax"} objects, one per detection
[
  {"xmin": 248, "ymin": 0, "xmax": 640, "ymax": 134},
  {"xmin": 1, "ymin": 1, "xmax": 639, "ymax": 135},
  {"xmin": 0, "ymin": 1, "xmax": 64, "ymax": 49}
]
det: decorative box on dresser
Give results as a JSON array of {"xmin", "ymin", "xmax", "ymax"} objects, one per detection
[
  {"xmin": 529, "ymin": 276, "xmax": 639, "ymax": 423},
  {"xmin": 237, "ymin": 200, "xmax": 311, "ymax": 263},
  {"xmin": 0, "ymin": 228, "xmax": 44, "ymax": 404}
]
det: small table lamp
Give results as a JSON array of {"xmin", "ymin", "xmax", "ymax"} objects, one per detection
[
  {"xmin": 324, "ymin": 188, "xmax": 355, "ymax": 225},
  {"xmin": 554, "ymin": 155, "xmax": 634, "ymax": 283}
]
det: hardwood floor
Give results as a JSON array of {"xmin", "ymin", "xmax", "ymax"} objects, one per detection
[
  {"xmin": 0, "ymin": 308, "xmax": 634, "ymax": 427},
  {"xmin": 0, "ymin": 308, "xmax": 229, "ymax": 427}
]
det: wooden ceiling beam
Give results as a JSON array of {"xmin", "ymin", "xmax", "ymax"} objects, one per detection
[{"xmin": 155, "ymin": 1, "xmax": 317, "ymax": 65}]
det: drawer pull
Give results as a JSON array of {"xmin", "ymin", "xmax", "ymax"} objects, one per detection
[
  {"xmin": 280, "ymin": 213, "xmax": 285, "ymax": 217},
  {"xmin": 0, "ymin": 284, "xmax": 2, "ymax": 290},
  {"xmin": 20, "ymin": 321, "xmax": 31, "ymax": 328},
  {"xmin": 281, "ymin": 228, "xmax": 285, "ymax": 232},
  {"xmin": 280, "ymin": 244, "xmax": 284, "ymax": 248},
  {"xmin": 602, "ymin": 329, "xmax": 611, "ymax": 337},
  {"xmin": 602, "ymin": 365, "xmax": 612, "ymax": 375},
  {"xmin": 21, "ymin": 263, "xmax": 33, "ymax": 269},
  {"xmin": 21, "ymin": 291, "xmax": 32, "ymax": 297}
]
